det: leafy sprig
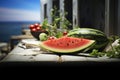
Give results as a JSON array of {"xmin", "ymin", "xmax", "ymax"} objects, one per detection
[
  {"xmin": 90, "ymin": 36, "xmax": 120, "ymax": 58},
  {"xmin": 41, "ymin": 6, "xmax": 72, "ymax": 38}
]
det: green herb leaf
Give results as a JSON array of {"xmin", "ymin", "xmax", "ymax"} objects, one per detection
[{"xmin": 90, "ymin": 36, "xmax": 120, "ymax": 58}]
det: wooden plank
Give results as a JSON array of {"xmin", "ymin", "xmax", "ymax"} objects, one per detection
[
  {"xmin": 10, "ymin": 35, "xmax": 34, "ymax": 50},
  {"xmin": 1, "ymin": 39, "xmax": 120, "ymax": 62},
  {"xmin": 105, "ymin": 0, "xmax": 110, "ymax": 36},
  {"xmin": 73, "ymin": 0, "xmax": 79, "ymax": 28}
]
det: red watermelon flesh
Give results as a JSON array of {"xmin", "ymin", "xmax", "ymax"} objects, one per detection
[{"xmin": 40, "ymin": 37, "xmax": 95, "ymax": 53}]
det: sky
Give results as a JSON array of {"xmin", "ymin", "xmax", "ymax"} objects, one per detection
[{"xmin": 0, "ymin": 0, "xmax": 41, "ymax": 22}]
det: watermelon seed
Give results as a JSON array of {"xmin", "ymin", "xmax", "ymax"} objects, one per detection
[
  {"xmin": 72, "ymin": 41, "xmax": 74, "ymax": 43},
  {"xmin": 67, "ymin": 43, "xmax": 69, "ymax": 46}
]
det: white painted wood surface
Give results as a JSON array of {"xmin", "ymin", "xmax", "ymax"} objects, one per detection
[{"xmin": 1, "ymin": 39, "xmax": 120, "ymax": 62}]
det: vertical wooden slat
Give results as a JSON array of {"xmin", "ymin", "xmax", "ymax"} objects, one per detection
[
  {"xmin": 40, "ymin": 0, "xmax": 47, "ymax": 23},
  {"xmin": 105, "ymin": 0, "xmax": 110, "ymax": 37},
  {"xmin": 60, "ymin": 0, "xmax": 65, "ymax": 29},
  {"xmin": 73, "ymin": 0, "xmax": 79, "ymax": 28},
  {"xmin": 47, "ymin": 0, "xmax": 53, "ymax": 24}
]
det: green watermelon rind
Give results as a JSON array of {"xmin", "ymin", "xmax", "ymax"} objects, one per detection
[
  {"xmin": 68, "ymin": 28, "xmax": 106, "ymax": 37},
  {"xmin": 69, "ymin": 28, "xmax": 105, "ymax": 35},
  {"xmin": 67, "ymin": 28, "xmax": 109, "ymax": 50},
  {"xmin": 40, "ymin": 38, "xmax": 95, "ymax": 53}
]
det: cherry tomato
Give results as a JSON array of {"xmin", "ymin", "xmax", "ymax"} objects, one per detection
[
  {"xmin": 29, "ymin": 24, "xmax": 35, "ymax": 29},
  {"xmin": 48, "ymin": 36, "xmax": 56, "ymax": 40},
  {"xmin": 31, "ymin": 28, "xmax": 37, "ymax": 32},
  {"xmin": 63, "ymin": 31, "xmax": 68, "ymax": 36},
  {"xmin": 34, "ymin": 23, "xmax": 39, "ymax": 27},
  {"xmin": 36, "ymin": 26, "xmax": 41, "ymax": 31}
]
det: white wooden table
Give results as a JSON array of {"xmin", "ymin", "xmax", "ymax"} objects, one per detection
[
  {"xmin": 1, "ymin": 39, "xmax": 120, "ymax": 66},
  {"xmin": 0, "ymin": 42, "xmax": 8, "ymax": 52}
]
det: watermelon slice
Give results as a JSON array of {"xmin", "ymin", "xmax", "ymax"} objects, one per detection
[{"xmin": 40, "ymin": 37, "xmax": 95, "ymax": 53}]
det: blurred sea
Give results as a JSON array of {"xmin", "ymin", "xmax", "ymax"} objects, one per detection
[{"xmin": 0, "ymin": 21, "xmax": 40, "ymax": 42}]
